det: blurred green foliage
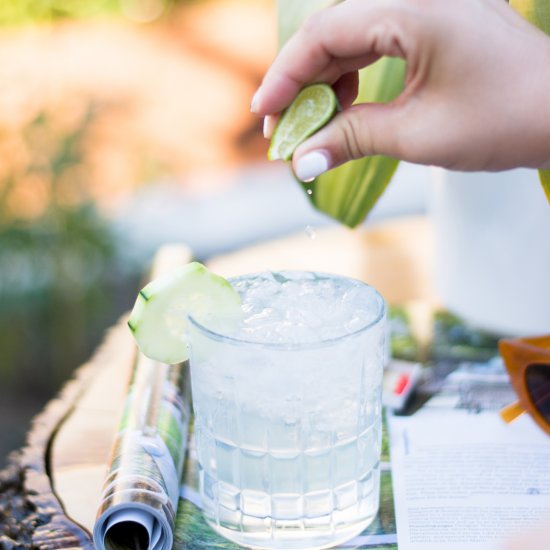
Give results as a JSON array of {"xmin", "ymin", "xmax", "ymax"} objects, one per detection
[
  {"xmin": 389, "ymin": 305, "xmax": 499, "ymax": 364},
  {"xmin": 0, "ymin": 0, "xmax": 120, "ymax": 24},
  {"xmin": 432, "ymin": 310, "xmax": 499, "ymax": 362},
  {"xmin": 0, "ymin": 105, "xmax": 134, "ymax": 399},
  {"xmin": 0, "ymin": 0, "xmax": 192, "ymax": 26}
]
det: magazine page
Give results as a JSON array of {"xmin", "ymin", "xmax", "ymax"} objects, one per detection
[
  {"xmin": 389, "ymin": 393, "xmax": 550, "ymax": 549},
  {"xmin": 173, "ymin": 415, "xmax": 398, "ymax": 550}
]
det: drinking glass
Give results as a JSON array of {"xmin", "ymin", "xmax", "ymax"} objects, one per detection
[{"xmin": 188, "ymin": 271, "xmax": 386, "ymax": 549}]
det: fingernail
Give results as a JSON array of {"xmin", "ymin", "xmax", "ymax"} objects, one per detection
[
  {"xmin": 250, "ymin": 88, "xmax": 261, "ymax": 113},
  {"xmin": 263, "ymin": 115, "xmax": 276, "ymax": 139},
  {"xmin": 295, "ymin": 151, "xmax": 330, "ymax": 182}
]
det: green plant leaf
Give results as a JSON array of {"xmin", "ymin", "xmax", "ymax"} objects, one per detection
[
  {"xmin": 510, "ymin": 0, "xmax": 550, "ymax": 204},
  {"xmin": 277, "ymin": 0, "xmax": 405, "ymax": 227},
  {"xmin": 510, "ymin": 0, "xmax": 550, "ymax": 29},
  {"xmin": 538, "ymin": 170, "xmax": 550, "ymax": 201},
  {"xmin": 276, "ymin": 0, "xmax": 340, "ymax": 48},
  {"xmin": 307, "ymin": 57, "xmax": 405, "ymax": 228}
]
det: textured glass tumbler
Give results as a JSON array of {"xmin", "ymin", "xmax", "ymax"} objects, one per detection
[{"xmin": 188, "ymin": 272, "xmax": 386, "ymax": 550}]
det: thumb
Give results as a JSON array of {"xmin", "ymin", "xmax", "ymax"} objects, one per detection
[{"xmin": 292, "ymin": 102, "xmax": 404, "ymax": 182}]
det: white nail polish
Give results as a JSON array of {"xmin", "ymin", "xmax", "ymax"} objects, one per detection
[
  {"xmin": 295, "ymin": 151, "xmax": 330, "ymax": 182},
  {"xmin": 263, "ymin": 116, "xmax": 270, "ymax": 139},
  {"xmin": 250, "ymin": 89, "xmax": 261, "ymax": 113}
]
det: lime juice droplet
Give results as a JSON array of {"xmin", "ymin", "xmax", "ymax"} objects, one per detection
[{"xmin": 305, "ymin": 225, "xmax": 317, "ymax": 240}]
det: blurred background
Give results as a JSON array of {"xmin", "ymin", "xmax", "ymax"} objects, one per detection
[{"xmin": 0, "ymin": 0, "xmax": 428, "ymax": 466}]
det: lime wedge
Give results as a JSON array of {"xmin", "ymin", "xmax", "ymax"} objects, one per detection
[
  {"xmin": 268, "ymin": 83, "xmax": 338, "ymax": 161},
  {"xmin": 128, "ymin": 262, "xmax": 241, "ymax": 364}
]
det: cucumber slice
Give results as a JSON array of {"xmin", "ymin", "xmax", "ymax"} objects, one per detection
[{"xmin": 128, "ymin": 262, "xmax": 241, "ymax": 364}]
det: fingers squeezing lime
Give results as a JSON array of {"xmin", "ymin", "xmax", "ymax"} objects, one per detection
[
  {"xmin": 268, "ymin": 83, "xmax": 338, "ymax": 161},
  {"xmin": 128, "ymin": 262, "xmax": 242, "ymax": 364}
]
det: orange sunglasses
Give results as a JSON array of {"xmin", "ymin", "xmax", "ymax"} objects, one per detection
[{"xmin": 499, "ymin": 335, "xmax": 550, "ymax": 435}]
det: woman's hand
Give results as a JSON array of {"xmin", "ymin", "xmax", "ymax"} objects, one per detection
[{"xmin": 252, "ymin": 0, "xmax": 550, "ymax": 181}]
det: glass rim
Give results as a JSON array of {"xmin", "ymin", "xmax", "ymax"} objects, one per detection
[{"xmin": 188, "ymin": 270, "xmax": 386, "ymax": 351}]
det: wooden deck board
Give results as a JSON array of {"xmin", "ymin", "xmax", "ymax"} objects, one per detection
[{"xmin": 50, "ymin": 320, "xmax": 136, "ymax": 537}]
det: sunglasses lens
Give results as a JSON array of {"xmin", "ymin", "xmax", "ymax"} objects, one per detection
[{"xmin": 525, "ymin": 363, "xmax": 550, "ymax": 423}]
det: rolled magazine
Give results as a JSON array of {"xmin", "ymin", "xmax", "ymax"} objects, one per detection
[
  {"xmin": 93, "ymin": 356, "xmax": 191, "ymax": 550},
  {"xmin": 93, "ymin": 244, "xmax": 192, "ymax": 550}
]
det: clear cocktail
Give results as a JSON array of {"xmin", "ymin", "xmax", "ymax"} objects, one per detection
[{"xmin": 188, "ymin": 271, "xmax": 386, "ymax": 549}]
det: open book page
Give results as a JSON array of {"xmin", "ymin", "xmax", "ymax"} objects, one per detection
[{"xmin": 389, "ymin": 406, "xmax": 550, "ymax": 550}]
